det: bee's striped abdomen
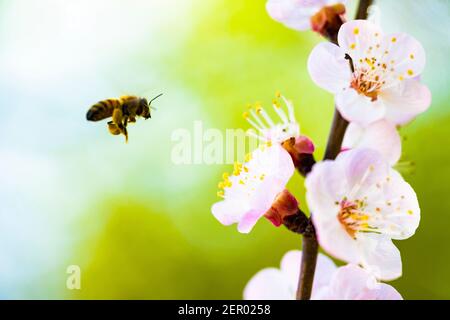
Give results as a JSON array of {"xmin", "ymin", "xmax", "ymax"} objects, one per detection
[{"xmin": 86, "ymin": 99, "xmax": 120, "ymax": 121}]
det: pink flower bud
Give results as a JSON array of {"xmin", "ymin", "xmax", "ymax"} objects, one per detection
[{"xmin": 264, "ymin": 189, "xmax": 299, "ymax": 227}]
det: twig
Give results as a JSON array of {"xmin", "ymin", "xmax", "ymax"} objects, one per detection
[{"xmin": 355, "ymin": 0, "xmax": 374, "ymax": 20}]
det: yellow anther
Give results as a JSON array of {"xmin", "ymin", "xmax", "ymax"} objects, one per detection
[
  {"xmin": 242, "ymin": 111, "xmax": 249, "ymax": 119},
  {"xmin": 222, "ymin": 172, "xmax": 229, "ymax": 180},
  {"xmin": 391, "ymin": 37, "xmax": 397, "ymax": 43},
  {"xmin": 407, "ymin": 69, "xmax": 414, "ymax": 76},
  {"xmin": 233, "ymin": 162, "xmax": 243, "ymax": 176},
  {"xmin": 275, "ymin": 90, "xmax": 281, "ymax": 98},
  {"xmin": 243, "ymin": 166, "xmax": 249, "ymax": 173},
  {"xmin": 407, "ymin": 210, "xmax": 413, "ymax": 215},
  {"xmin": 410, "ymin": 54, "xmax": 415, "ymax": 60},
  {"xmin": 244, "ymin": 153, "xmax": 252, "ymax": 162},
  {"xmin": 353, "ymin": 28, "xmax": 360, "ymax": 35},
  {"xmin": 217, "ymin": 191, "xmax": 224, "ymax": 198},
  {"xmin": 350, "ymin": 43, "xmax": 356, "ymax": 49},
  {"xmin": 260, "ymin": 174, "xmax": 265, "ymax": 181},
  {"xmin": 239, "ymin": 180, "xmax": 245, "ymax": 185},
  {"xmin": 218, "ymin": 182, "xmax": 225, "ymax": 189},
  {"xmin": 399, "ymin": 75, "xmax": 404, "ymax": 81}
]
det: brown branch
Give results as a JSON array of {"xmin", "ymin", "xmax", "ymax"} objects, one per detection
[
  {"xmin": 323, "ymin": 108, "xmax": 349, "ymax": 160},
  {"xmin": 283, "ymin": 208, "xmax": 309, "ymax": 234},
  {"xmin": 295, "ymin": 0, "xmax": 374, "ymax": 300},
  {"xmin": 355, "ymin": 0, "xmax": 374, "ymax": 20},
  {"xmin": 296, "ymin": 222, "xmax": 318, "ymax": 300}
]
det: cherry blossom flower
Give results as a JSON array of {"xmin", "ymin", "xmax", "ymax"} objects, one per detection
[
  {"xmin": 266, "ymin": 0, "xmax": 347, "ymax": 32},
  {"xmin": 244, "ymin": 93, "xmax": 300, "ymax": 145},
  {"xmin": 308, "ymin": 20, "xmax": 431, "ymax": 126},
  {"xmin": 211, "ymin": 143, "xmax": 295, "ymax": 233},
  {"xmin": 244, "ymin": 250, "xmax": 402, "ymax": 300},
  {"xmin": 244, "ymin": 94, "xmax": 314, "ymax": 169},
  {"xmin": 305, "ymin": 148, "xmax": 420, "ymax": 280},
  {"xmin": 342, "ymin": 120, "xmax": 401, "ymax": 165}
]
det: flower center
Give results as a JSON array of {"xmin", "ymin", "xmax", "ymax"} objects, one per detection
[
  {"xmin": 337, "ymin": 199, "xmax": 370, "ymax": 239},
  {"xmin": 350, "ymin": 67, "xmax": 383, "ymax": 102}
]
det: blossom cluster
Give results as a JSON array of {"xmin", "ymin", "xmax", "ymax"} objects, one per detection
[{"xmin": 212, "ymin": 0, "xmax": 430, "ymax": 300}]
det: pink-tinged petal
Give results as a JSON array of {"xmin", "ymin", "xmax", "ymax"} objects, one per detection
[
  {"xmin": 238, "ymin": 210, "xmax": 264, "ymax": 234},
  {"xmin": 368, "ymin": 283, "xmax": 403, "ymax": 300},
  {"xmin": 211, "ymin": 200, "xmax": 249, "ymax": 226},
  {"xmin": 243, "ymin": 268, "xmax": 294, "ymax": 300},
  {"xmin": 381, "ymin": 79, "xmax": 432, "ymax": 125},
  {"xmin": 335, "ymin": 89, "xmax": 386, "ymax": 126},
  {"xmin": 266, "ymin": 0, "xmax": 319, "ymax": 31},
  {"xmin": 343, "ymin": 120, "xmax": 401, "ymax": 165},
  {"xmin": 308, "ymin": 42, "xmax": 351, "ymax": 94},
  {"xmin": 324, "ymin": 264, "xmax": 403, "ymax": 300},
  {"xmin": 338, "ymin": 20, "xmax": 383, "ymax": 54},
  {"xmin": 306, "ymin": 160, "xmax": 348, "ymax": 218},
  {"xmin": 312, "ymin": 214, "xmax": 361, "ymax": 264},
  {"xmin": 337, "ymin": 148, "xmax": 389, "ymax": 196},
  {"xmin": 239, "ymin": 176, "xmax": 292, "ymax": 233},
  {"xmin": 325, "ymin": 264, "xmax": 373, "ymax": 299},
  {"xmin": 279, "ymin": 250, "xmax": 301, "ymax": 280},
  {"xmin": 382, "ymin": 32, "xmax": 426, "ymax": 78},
  {"xmin": 380, "ymin": 169, "xmax": 420, "ymax": 240},
  {"xmin": 359, "ymin": 235, "xmax": 402, "ymax": 281}
]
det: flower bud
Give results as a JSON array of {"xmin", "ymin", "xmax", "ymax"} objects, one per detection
[
  {"xmin": 282, "ymin": 136, "xmax": 315, "ymax": 176},
  {"xmin": 310, "ymin": 3, "xmax": 346, "ymax": 43},
  {"xmin": 264, "ymin": 189, "xmax": 299, "ymax": 227}
]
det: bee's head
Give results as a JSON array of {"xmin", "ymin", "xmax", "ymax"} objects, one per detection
[
  {"xmin": 139, "ymin": 93, "xmax": 163, "ymax": 120},
  {"xmin": 138, "ymin": 98, "xmax": 151, "ymax": 119}
]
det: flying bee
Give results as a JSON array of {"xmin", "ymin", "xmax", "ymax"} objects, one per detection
[{"xmin": 86, "ymin": 93, "xmax": 162, "ymax": 142}]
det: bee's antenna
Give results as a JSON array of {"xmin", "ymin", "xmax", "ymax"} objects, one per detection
[{"xmin": 149, "ymin": 93, "xmax": 163, "ymax": 105}]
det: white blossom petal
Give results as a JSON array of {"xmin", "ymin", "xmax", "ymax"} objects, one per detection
[
  {"xmin": 381, "ymin": 32, "xmax": 426, "ymax": 79},
  {"xmin": 338, "ymin": 19, "xmax": 384, "ymax": 55},
  {"xmin": 381, "ymin": 79, "xmax": 432, "ymax": 125},
  {"xmin": 243, "ymin": 268, "xmax": 294, "ymax": 300},
  {"xmin": 335, "ymin": 89, "xmax": 385, "ymax": 126},
  {"xmin": 343, "ymin": 120, "xmax": 401, "ymax": 165},
  {"xmin": 359, "ymin": 235, "xmax": 402, "ymax": 281},
  {"xmin": 211, "ymin": 144, "xmax": 295, "ymax": 233},
  {"xmin": 322, "ymin": 264, "xmax": 403, "ymax": 300},
  {"xmin": 308, "ymin": 42, "xmax": 351, "ymax": 94}
]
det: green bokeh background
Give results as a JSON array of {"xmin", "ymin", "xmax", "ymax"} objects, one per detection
[{"xmin": 0, "ymin": 0, "xmax": 449, "ymax": 299}]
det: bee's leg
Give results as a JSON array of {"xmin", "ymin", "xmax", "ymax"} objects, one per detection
[
  {"xmin": 128, "ymin": 116, "xmax": 136, "ymax": 123},
  {"xmin": 112, "ymin": 108, "xmax": 128, "ymax": 142},
  {"xmin": 107, "ymin": 121, "xmax": 121, "ymax": 135},
  {"xmin": 121, "ymin": 117, "xmax": 129, "ymax": 143}
]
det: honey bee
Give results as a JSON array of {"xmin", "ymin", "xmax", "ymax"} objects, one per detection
[{"xmin": 86, "ymin": 94, "xmax": 162, "ymax": 142}]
